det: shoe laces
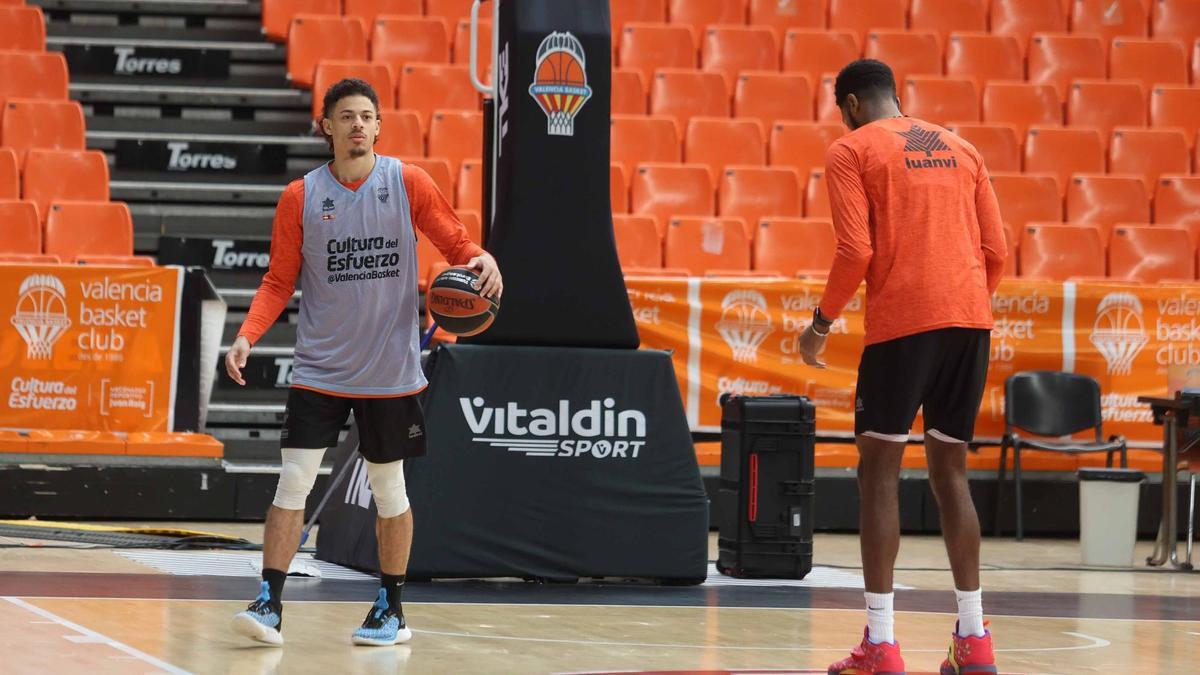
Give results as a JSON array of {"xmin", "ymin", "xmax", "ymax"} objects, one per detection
[
  {"xmin": 362, "ymin": 589, "xmax": 392, "ymax": 628},
  {"xmin": 248, "ymin": 581, "xmax": 274, "ymax": 612}
]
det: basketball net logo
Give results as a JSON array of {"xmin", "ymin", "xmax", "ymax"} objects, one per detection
[
  {"xmin": 528, "ymin": 31, "xmax": 591, "ymax": 136},
  {"xmin": 11, "ymin": 274, "xmax": 72, "ymax": 360},
  {"xmin": 716, "ymin": 290, "xmax": 774, "ymax": 364},
  {"xmin": 1089, "ymin": 292, "xmax": 1148, "ymax": 375}
]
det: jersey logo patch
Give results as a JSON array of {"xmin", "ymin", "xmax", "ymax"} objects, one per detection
[{"xmin": 377, "ymin": 186, "xmax": 389, "ymax": 204}]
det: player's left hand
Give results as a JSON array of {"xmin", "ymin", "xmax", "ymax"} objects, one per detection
[
  {"xmin": 467, "ymin": 252, "xmax": 503, "ymax": 301},
  {"xmin": 799, "ymin": 324, "xmax": 828, "ymax": 369}
]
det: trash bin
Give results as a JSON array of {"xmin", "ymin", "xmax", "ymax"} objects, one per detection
[{"xmin": 1078, "ymin": 468, "xmax": 1146, "ymax": 566}]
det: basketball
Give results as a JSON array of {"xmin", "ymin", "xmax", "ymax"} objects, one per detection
[{"xmin": 427, "ymin": 267, "xmax": 499, "ymax": 336}]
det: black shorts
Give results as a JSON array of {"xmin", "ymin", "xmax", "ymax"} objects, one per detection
[
  {"xmin": 854, "ymin": 327, "xmax": 990, "ymax": 443},
  {"xmin": 280, "ymin": 387, "xmax": 426, "ymax": 463}
]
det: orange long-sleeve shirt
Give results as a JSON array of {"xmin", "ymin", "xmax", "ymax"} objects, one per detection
[
  {"xmin": 238, "ymin": 161, "xmax": 484, "ymax": 345},
  {"xmin": 818, "ymin": 117, "xmax": 1007, "ymax": 346}
]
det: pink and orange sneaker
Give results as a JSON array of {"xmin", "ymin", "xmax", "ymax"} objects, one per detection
[
  {"xmin": 940, "ymin": 622, "xmax": 997, "ymax": 674},
  {"xmin": 827, "ymin": 627, "xmax": 906, "ymax": 674}
]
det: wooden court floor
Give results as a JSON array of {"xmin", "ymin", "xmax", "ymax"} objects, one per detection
[{"xmin": 0, "ymin": 525, "xmax": 1196, "ymax": 675}]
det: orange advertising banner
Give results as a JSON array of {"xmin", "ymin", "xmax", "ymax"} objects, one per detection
[
  {"xmin": 0, "ymin": 265, "xmax": 184, "ymax": 432},
  {"xmin": 627, "ymin": 277, "xmax": 1200, "ymax": 444}
]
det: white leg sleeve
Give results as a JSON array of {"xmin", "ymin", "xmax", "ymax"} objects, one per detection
[
  {"xmin": 366, "ymin": 459, "xmax": 410, "ymax": 518},
  {"xmin": 272, "ymin": 448, "xmax": 326, "ymax": 510}
]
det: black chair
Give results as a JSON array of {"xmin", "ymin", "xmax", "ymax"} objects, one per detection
[{"xmin": 995, "ymin": 371, "xmax": 1127, "ymax": 540}]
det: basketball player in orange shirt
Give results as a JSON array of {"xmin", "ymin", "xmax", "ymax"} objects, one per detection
[{"xmin": 798, "ymin": 61, "xmax": 1007, "ymax": 675}]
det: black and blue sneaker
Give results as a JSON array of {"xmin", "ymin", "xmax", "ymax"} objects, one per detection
[
  {"xmin": 231, "ymin": 581, "xmax": 284, "ymax": 646},
  {"xmin": 351, "ymin": 588, "xmax": 412, "ymax": 646}
]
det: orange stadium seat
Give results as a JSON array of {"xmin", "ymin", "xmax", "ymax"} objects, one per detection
[
  {"xmin": 343, "ymin": 0, "xmax": 421, "ymax": 30},
  {"xmin": 909, "ymin": 0, "xmax": 989, "ymax": 43},
  {"xmin": 781, "ymin": 30, "xmax": 859, "ymax": 91},
  {"xmin": 982, "ymin": 82, "xmax": 1062, "ymax": 137},
  {"xmin": 400, "ymin": 156, "xmax": 453, "ymax": 198},
  {"xmin": 631, "ymin": 163, "xmax": 715, "ymax": 235},
  {"xmin": 649, "ymin": 68, "xmax": 730, "ymax": 135},
  {"xmin": 1150, "ymin": 86, "xmax": 1200, "ymax": 143},
  {"xmin": 1065, "ymin": 174, "xmax": 1149, "ymax": 243},
  {"xmin": 1002, "ymin": 223, "xmax": 1018, "ymax": 277},
  {"xmin": 944, "ymin": 33, "xmax": 1025, "ymax": 89},
  {"xmin": 311, "ymin": 61, "xmax": 395, "ymax": 120},
  {"xmin": 1155, "ymin": 175, "xmax": 1200, "ymax": 243},
  {"xmin": 1019, "ymin": 223, "xmax": 1106, "ymax": 279},
  {"xmin": 862, "ymin": 31, "xmax": 942, "ymax": 88},
  {"xmin": 0, "ymin": 201, "xmax": 40, "ymax": 253},
  {"xmin": 1152, "ymin": 0, "xmax": 1200, "ymax": 50},
  {"xmin": 804, "ymin": 169, "xmax": 831, "ymax": 218},
  {"xmin": 613, "ymin": 214, "xmax": 663, "ymax": 268},
  {"xmin": 428, "ymin": 109, "xmax": 482, "ymax": 176},
  {"xmin": 828, "ymin": 0, "xmax": 906, "ymax": 43},
  {"xmin": 261, "ymin": 0, "xmax": 339, "ymax": 42},
  {"xmin": 734, "ymin": 72, "xmax": 813, "ymax": 131},
  {"xmin": 1194, "ymin": 38, "xmax": 1200, "ymax": 83},
  {"xmin": 1109, "ymin": 225, "xmax": 1196, "ymax": 282},
  {"xmin": 0, "ymin": 51, "xmax": 69, "ymax": 107},
  {"xmin": 126, "ymin": 433, "xmax": 223, "ymax": 458},
  {"xmin": 1024, "ymin": 127, "xmax": 1105, "ymax": 194},
  {"xmin": 0, "ymin": 148, "xmax": 18, "ymax": 198},
  {"xmin": 814, "ymin": 72, "xmax": 841, "ymax": 123},
  {"xmin": 991, "ymin": 0, "xmax": 1067, "ymax": 50},
  {"xmin": 1027, "ymin": 33, "xmax": 1107, "ymax": 100},
  {"xmin": 27, "ymin": 430, "xmax": 126, "ymax": 455},
  {"xmin": 453, "ymin": 18, "xmax": 492, "ymax": 85},
  {"xmin": 669, "ymin": 0, "xmax": 747, "ymax": 39},
  {"xmin": 1069, "ymin": 0, "xmax": 1148, "ymax": 42},
  {"xmin": 611, "ymin": 114, "xmax": 681, "ymax": 175},
  {"xmin": 1066, "ymin": 80, "xmax": 1147, "ymax": 142},
  {"xmin": 374, "ymin": 109, "xmax": 424, "ymax": 157},
  {"xmin": 44, "ymin": 201, "xmax": 133, "ymax": 259},
  {"xmin": 618, "ymin": 23, "xmax": 696, "ymax": 85},
  {"xmin": 0, "ymin": 254, "xmax": 61, "ymax": 264},
  {"xmin": 754, "ymin": 217, "xmax": 836, "ymax": 275},
  {"xmin": 748, "ymin": 0, "xmax": 826, "ymax": 43},
  {"xmin": 769, "ymin": 122, "xmax": 845, "ymax": 180},
  {"xmin": 456, "ymin": 159, "xmax": 482, "ymax": 211},
  {"xmin": 612, "ymin": 163, "xmax": 629, "ymax": 212},
  {"xmin": 397, "ymin": 64, "xmax": 478, "ymax": 132},
  {"xmin": 684, "ymin": 118, "xmax": 766, "ymax": 181},
  {"xmin": 664, "ymin": 216, "xmax": 751, "ymax": 275},
  {"xmin": 718, "ymin": 166, "xmax": 803, "ymax": 239},
  {"xmin": 947, "ymin": 123, "xmax": 1021, "ymax": 172},
  {"xmin": 76, "ymin": 255, "xmax": 156, "ymax": 266},
  {"xmin": 286, "ymin": 16, "xmax": 367, "ymax": 88},
  {"xmin": 0, "ymin": 6, "xmax": 46, "ymax": 51},
  {"xmin": 371, "ymin": 16, "xmax": 449, "ymax": 76},
  {"xmin": 424, "ymin": 0, "xmax": 489, "ymax": 37},
  {"xmin": 1108, "ymin": 127, "xmax": 1191, "ymax": 192},
  {"xmin": 612, "ymin": 68, "xmax": 647, "ymax": 114},
  {"xmin": 612, "ymin": 0, "xmax": 668, "ymax": 36},
  {"xmin": 990, "ymin": 172, "xmax": 1064, "ymax": 229},
  {"xmin": 22, "ymin": 150, "xmax": 108, "ymax": 221},
  {"xmin": 1110, "ymin": 38, "xmax": 1189, "ymax": 92},
  {"xmin": 902, "ymin": 77, "xmax": 979, "ymax": 126},
  {"xmin": 700, "ymin": 26, "xmax": 778, "ymax": 91},
  {"xmin": 0, "ymin": 99, "xmax": 85, "ymax": 166}
]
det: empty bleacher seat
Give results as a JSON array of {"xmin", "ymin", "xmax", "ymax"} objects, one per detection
[
  {"xmin": 0, "ymin": 200, "xmax": 40, "ymax": 253},
  {"xmin": 1070, "ymin": 0, "xmax": 1147, "ymax": 42},
  {"xmin": 1027, "ymin": 33, "xmax": 1107, "ymax": 100},
  {"xmin": 453, "ymin": 18, "xmax": 492, "ymax": 85},
  {"xmin": 991, "ymin": 0, "xmax": 1068, "ymax": 50},
  {"xmin": 374, "ymin": 109, "xmax": 424, "ymax": 157},
  {"xmin": 0, "ymin": 6, "xmax": 46, "ymax": 51},
  {"xmin": 1150, "ymin": 86, "xmax": 1200, "ymax": 142},
  {"xmin": 1110, "ymin": 38, "xmax": 1189, "ymax": 93},
  {"xmin": 903, "ymin": 77, "xmax": 979, "ymax": 126},
  {"xmin": 669, "ymin": 0, "xmax": 747, "ymax": 39},
  {"xmin": 664, "ymin": 216, "xmax": 750, "ymax": 275},
  {"xmin": 769, "ymin": 121, "xmax": 844, "ymax": 181},
  {"xmin": 424, "ymin": 0, "xmax": 489, "ymax": 36},
  {"xmin": 343, "ymin": 0, "xmax": 422, "ymax": 30},
  {"xmin": 612, "ymin": 0, "xmax": 668, "ymax": 36},
  {"xmin": 0, "ymin": 51, "xmax": 69, "ymax": 107},
  {"xmin": 371, "ymin": 16, "xmax": 449, "ymax": 76},
  {"xmin": 76, "ymin": 255, "xmax": 156, "ymax": 266},
  {"xmin": 611, "ymin": 163, "xmax": 629, "ymax": 212},
  {"xmin": 618, "ymin": 23, "xmax": 696, "ymax": 85},
  {"xmin": 44, "ymin": 201, "xmax": 133, "ymax": 260},
  {"xmin": 631, "ymin": 163, "xmax": 715, "ymax": 235},
  {"xmin": 754, "ymin": 217, "xmax": 836, "ymax": 275},
  {"xmin": 399, "ymin": 156, "xmax": 454, "ymax": 197},
  {"xmin": 0, "ymin": 99, "xmax": 85, "ymax": 166},
  {"xmin": 814, "ymin": 72, "xmax": 841, "ymax": 123},
  {"xmin": 947, "ymin": 123, "xmax": 1021, "ymax": 172},
  {"xmin": 748, "ymin": 0, "xmax": 826, "ymax": 43},
  {"xmin": 781, "ymin": 30, "xmax": 859, "ymax": 91},
  {"xmin": 944, "ymin": 33, "xmax": 1025, "ymax": 88},
  {"xmin": 613, "ymin": 214, "xmax": 663, "ymax": 268},
  {"xmin": 649, "ymin": 68, "xmax": 730, "ymax": 135},
  {"xmin": 1066, "ymin": 80, "xmax": 1147, "ymax": 143},
  {"xmin": 1152, "ymin": 0, "xmax": 1200, "ymax": 50},
  {"xmin": 828, "ymin": 0, "xmax": 906, "ymax": 43},
  {"xmin": 1024, "ymin": 127, "xmax": 1105, "ymax": 195},
  {"xmin": 982, "ymin": 82, "xmax": 1063, "ymax": 137},
  {"xmin": 22, "ymin": 149, "xmax": 109, "ymax": 221},
  {"xmin": 1065, "ymin": 174, "xmax": 1149, "ymax": 243},
  {"xmin": 909, "ymin": 0, "xmax": 989, "ymax": 43},
  {"xmin": 1155, "ymin": 175, "xmax": 1200, "ymax": 243},
  {"xmin": 804, "ymin": 169, "xmax": 830, "ymax": 217},
  {"xmin": 701, "ymin": 25, "xmax": 778, "ymax": 91},
  {"xmin": 862, "ymin": 31, "xmax": 942, "ymax": 88},
  {"xmin": 1019, "ymin": 223, "xmax": 1106, "ymax": 280},
  {"xmin": 311, "ymin": 61, "xmax": 395, "ymax": 120},
  {"xmin": 428, "ymin": 110, "xmax": 483, "ymax": 176},
  {"xmin": 718, "ymin": 166, "xmax": 804, "ymax": 239},
  {"xmin": 1108, "ymin": 127, "xmax": 1191, "ymax": 193},
  {"xmin": 0, "ymin": 148, "xmax": 17, "ymax": 198},
  {"xmin": 397, "ymin": 63, "xmax": 478, "ymax": 131},
  {"xmin": 684, "ymin": 117, "xmax": 766, "ymax": 182},
  {"xmin": 612, "ymin": 68, "xmax": 647, "ymax": 114},
  {"xmin": 286, "ymin": 16, "xmax": 368, "ymax": 88},
  {"xmin": 456, "ymin": 159, "xmax": 482, "ymax": 212},
  {"xmin": 734, "ymin": 72, "xmax": 813, "ymax": 131},
  {"xmin": 990, "ymin": 172, "xmax": 1064, "ymax": 229},
  {"xmin": 1109, "ymin": 225, "xmax": 1196, "ymax": 282},
  {"xmin": 611, "ymin": 114, "xmax": 681, "ymax": 175},
  {"xmin": 261, "ymin": 0, "xmax": 339, "ymax": 42}
]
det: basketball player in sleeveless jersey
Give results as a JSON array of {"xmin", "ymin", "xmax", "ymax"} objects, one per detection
[
  {"xmin": 798, "ymin": 61, "xmax": 1006, "ymax": 675},
  {"xmin": 224, "ymin": 78, "xmax": 502, "ymax": 647}
]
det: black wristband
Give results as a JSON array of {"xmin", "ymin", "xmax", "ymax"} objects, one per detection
[{"xmin": 813, "ymin": 307, "xmax": 833, "ymax": 329}]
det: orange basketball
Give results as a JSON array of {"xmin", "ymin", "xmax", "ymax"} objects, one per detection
[{"xmin": 536, "ymin": 51, "xmax": 585, "ymax": 85}]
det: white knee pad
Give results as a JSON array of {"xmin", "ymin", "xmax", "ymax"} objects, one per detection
[
  {"xmin": 273, "ymin": 448, "xmax": 326, "ymax": 510},
  {"xmin": 366, "ymin": 459, "xmax": 410, "ymax": 518}
]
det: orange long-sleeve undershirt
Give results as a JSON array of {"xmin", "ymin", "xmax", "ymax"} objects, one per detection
[
  {"xmin": 238, "ymin": 162, "xmax": 484, "ymax": 345},
  {"xmin": 818, "ymin": 117, "xmax": 1007, "ymax": 346}
]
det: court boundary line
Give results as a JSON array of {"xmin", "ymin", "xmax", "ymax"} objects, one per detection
[
  {"xmin": 2, "ymin": 596, "xmax": 193, "ymax": 675},
  {"xmin": 11, "ymin": 596, "xmax": 1200, "ymax": 623}
]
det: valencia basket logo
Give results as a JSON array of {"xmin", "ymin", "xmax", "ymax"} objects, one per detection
[{"xmin": 528, "ymin": 32, "xmax": 592, "ymax": 137}]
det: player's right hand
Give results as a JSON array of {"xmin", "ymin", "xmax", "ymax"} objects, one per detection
[{"xmin": 225, "ymin": 335, "xmax": 251, "ymax": 386}]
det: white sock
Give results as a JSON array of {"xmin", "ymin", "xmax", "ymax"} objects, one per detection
[
  {"xmin": 864, "ymin": 591, "xmax": 895, "ymax": 644},
  {"xmin": 955, "ymin": 588, "xmax": 985, "ymax": 637}
]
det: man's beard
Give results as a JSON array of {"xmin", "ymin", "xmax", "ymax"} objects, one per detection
[{"xmin": 348, "ymin": 144, "xmax": 369, "ymax": 158}]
